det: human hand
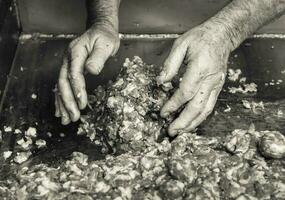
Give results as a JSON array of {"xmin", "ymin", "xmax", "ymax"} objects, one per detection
[
  {"xmin": 158, "ymin": 22, "xmax": 233, "ymax": 136},
  {"xmin": 55, "ymin": 23, "xmax": 120, "ymax": 125}
]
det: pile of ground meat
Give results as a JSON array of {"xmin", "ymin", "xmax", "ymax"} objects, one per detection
[
  {"xmin": 78, "ymin": 56, "xmax": 172, "ymax": 154},
  {"xmin": 0, "ymin": 57, "xmax": 285, "ymax": 200}
]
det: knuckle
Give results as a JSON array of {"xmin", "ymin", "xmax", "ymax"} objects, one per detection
[
  {"xmin": 205, "ymin": 109, "xmax": 213, "ymax": 116},
  {"xmin": 67, "ymin": 46, "xmax": 74, "ymax": 56},
  {"xmin": 199, "ymin": 70, "xmax": 207, "ymax": 78},
  {"xmin": 69, "ymin": 45, "xmax": 80, "ymax": 56},
  {"xmin": 93, "ymin": 45, "xmax": 106, "ymax": 54},
  {"xmin": 179, "ymin": 88, "xmax": 193, "ymax": 101},
  {"xmin": 68, "ymin": 39, "xmax": 79, "ymax": 51},
  {"xmin": 65, "ymin": 104, "xmax": 75, "ymax": 114},
  {"xmin": 69, "ymin": 40, "xmax": 77, "ymax": 48},
  {"xmin": 173, "ymin": 38, "xmax": 182, "ymax": 47},
  {"xmin": 68, "ymin": 68, "xmax": 77, "ymax": 78},
  {"xmin": 177, "ymin": 92, "xmax": 188, "ymax": 103},
  {"xmin": 61, "ymin": 111, "xmax": 68, "ymax": 118},
  {"xmin": 180, "ymin": 90, "xmax": 189, "ymax": 100},
  {"xmin": 68, "ymin": 41, "xmax": 86, "ymax": 56},
  {"xmin": 68, "ymin": 68, "xmax": 81, "ymax": 80}
]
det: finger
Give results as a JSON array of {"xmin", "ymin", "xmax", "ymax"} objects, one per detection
[
  {"xmin": 67, "ymin": 42, "xmax": 89, "ymax": 110},
  {"xmin": 168, "ymin": 72, "xmax": 225, "ymax": 136},
  {"xmin": 58, "ymin": 95, "xmax": 71, "ymax": 125},
  {"xmin": 160, "ymin": 62, "xmax": 202, "ymax": 118},
  {"xmin": 157, "ymin": 39, "xmax": 187, "ymax": 84},
  {"xmin": 168, "ymin": 82, "xmax": 212, "ymax": 136},
  {"xmin": 184, "ymin": 84, "xmax": 223, "ymax": 132},
  {"xmin": 85, "ymin": 41, "xmax": 113, "ymax": 75},
  {"xmin": 58, "ymin": 57, "xmax": 80, "ymax": 122},
  {"xmin": 54, "ymin": 92, "xmax": 61, "ymax": 117}
]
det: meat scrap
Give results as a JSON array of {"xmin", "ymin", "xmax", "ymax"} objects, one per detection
[{"xmin": 1, "ymin": 57, "xmax": 285, "ymax": 199}]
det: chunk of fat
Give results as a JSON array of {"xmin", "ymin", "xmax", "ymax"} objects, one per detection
[
  {"xmin": 3, "ymin": 151, "xmax": 12, "ymax": 160},
  {"xmin": 118, "ymin": 186, "xmax": 132, "ymax": 199},
  {"xmin": 94, "ymin": 181, "xmax": 110, "ymax": 193},
  {"xmin": 25, "ymin": 127, "xmax": 37, "ymax": 137}
]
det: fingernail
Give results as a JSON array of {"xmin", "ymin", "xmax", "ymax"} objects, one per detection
[
  {"xmin": 86, "ymin": 63, "xmax": 101, "ymax": 75},
  {"xmin": 186, "ymin": 126, "xmax": 196, "ymax": 133},
  {"xmin": 157, "ymin": 76, "xmax": 165, "ymax": 85},
  {"xmin": 70, "ymin": 112, "xmax": 75, "ymax": 121},
  {"xmin": 79, "ymin": 100, "xmax": 85, "ymax": 110},
  {"xmin": 157, "ymin": 71, "xmax": 167, "ymax": 84},
  {"xmin": 62, "ymin": 117, "xmax": 70, "ymax": 125},
  {"xmin": 71, "ymin": 112, "xmax": 80, "ymax": 122},
  {"xmin": 168, "ymin": 129, "xmax": 178, "ymax": 137},
  {"xmin": 156, "ymin": 76, "xmax": 163, "ymax": 85},
  {"xmin": 161, "ymin": 112, "xmax": 170, "ymax": 118},
  {"xmin": 78, "ymin": 102, "xmax": 83, "ymax": 110},
  {"xmin": 75, "ymin": 92, "xmax": 82, "ymax": 108},
  {"xmin": 78, "ymin": 100, "xmax": 86, "ymax": 110},
  {"xmin": 55, "ymin": 112, "xmax": 61, "ymax": 117},
  {"xmin": 160, "ymin": 70, "xmax": 167, "ymax": 78}
]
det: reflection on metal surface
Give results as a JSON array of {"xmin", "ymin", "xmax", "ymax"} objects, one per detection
[
  {"xmin": 119, "ymin": 33, "xmax": 180, "ymax": 39},
  {"xmin": 251, "ymin": 34, "xmax": 285, "ymax": 39},
  {"xmin": 19, "ymin": 33, "xmax": 285, "ymax": 41},
  {"xmin": 18, "ymin": 33, "xmax": 182, "ymax": 40},
  {"xmin": 19, "ymin": 33, "xmax": 77, "ymax": 40}
]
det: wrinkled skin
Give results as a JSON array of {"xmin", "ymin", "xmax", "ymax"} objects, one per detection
[
  {"xmin": 55, "ymin": 0, "xmax": 285, "ymax": 138},
  {"xmin": 158, "ymin": 23, "xmax": 232, "ymax": 136},
  {"xmin": 55, "ymin": 23, "xmax": 120, "ymax": 125},
  {"xmin": 55, "ymin": 22, "xmax": 231, "ymax": 135}
]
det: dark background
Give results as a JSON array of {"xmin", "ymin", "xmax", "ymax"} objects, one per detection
[{"xmin": 18, "ymin": 0, "xmax": 285, "ymax": 34}]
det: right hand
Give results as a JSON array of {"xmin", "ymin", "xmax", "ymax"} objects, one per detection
[
  {"xmin": 158, "ymin": 22, "xmax": 232, "ymax": 136},
  {"xmin": 55, "ymin": 23, "xmax": 120, "ymax": 125}
]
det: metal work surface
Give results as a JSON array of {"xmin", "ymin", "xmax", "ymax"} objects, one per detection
[
  {"xmin": 0, "ymin": 0, "xmax": 20, "ymax": 100},
  {"xmin": 0, "ymin": 36, "xmax": 285, "ymax": 166},
  {"xmin": 17, "ymin": 0, "xmax": 285, "ymax": 34}
]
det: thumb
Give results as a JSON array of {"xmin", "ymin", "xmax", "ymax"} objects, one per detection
[
  {"xmin": 157, "ymin": 39, "xmax": 187, "ymax": 84},
  {"xmin": 85, "ymin": 45, "xmax": 113, "ymax": 75}
]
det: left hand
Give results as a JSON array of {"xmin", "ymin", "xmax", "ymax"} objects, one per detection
[
  {"xmin": 158, "ymin": 22, "xmax": 233, "ymax": 136},
  {"xmin": 55, "ymin": 22, "xmax": 120, "ymax": 125}
]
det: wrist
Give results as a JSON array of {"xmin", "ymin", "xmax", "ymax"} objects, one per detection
[
  {"xmin": 207, "ymin": 16, "xmax": 247, "ymax": 52},
  {"xmin": 200, "ymin": 19, "xmax": 238, "ymax": 52},
  {"xmin": 86, "ymin": 0, "xmax": 120, "ymax": 31},
  {"xmin": 203, "ymin": 0, "xmax": 285, "ymax": 51},
  {"xmin": 94, "ymin": 15, "xmax": 119, "ymax": 32}
]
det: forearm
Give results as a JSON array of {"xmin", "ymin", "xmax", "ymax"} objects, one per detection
[
  {"xmin": 207, "ymin": 0, "xmax": 285, "ymax": 50},
  {"xmin": 86, "ymin": 0, "xmax": 121, "ymax": 30}
]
